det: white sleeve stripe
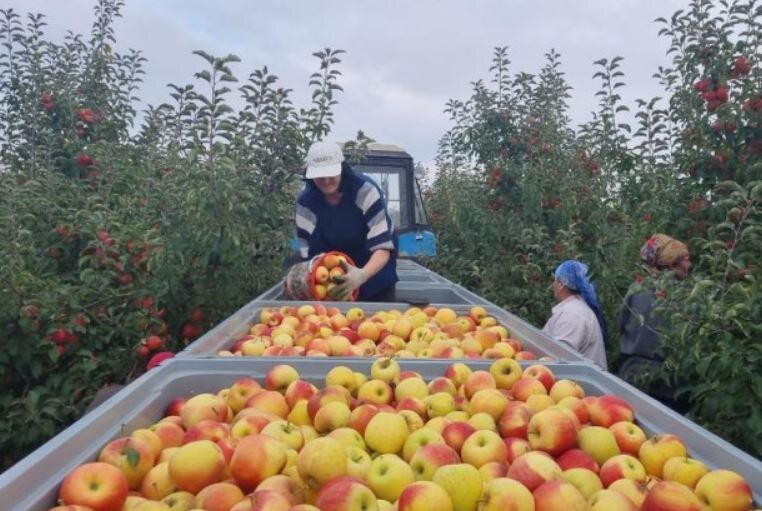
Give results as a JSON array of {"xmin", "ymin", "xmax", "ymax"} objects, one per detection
[
  {"xmin": 355, "ymin": 182, "xmax": 381, "ymax": 213},
  {"xmin": 369, "ymin": 240, "xmax": 395, "ymax": 251},
  {"xmin": 367, "ymin": 209, "xmax": 390, "ymax": 239},
  {"xmin": 295, "ymin": 204, "xmax": 317, "ymax": 233}
]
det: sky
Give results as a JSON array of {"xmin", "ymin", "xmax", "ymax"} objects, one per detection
[{"xmin": 5, "ymin": 0, "xmax": 691, "ymax": 169}]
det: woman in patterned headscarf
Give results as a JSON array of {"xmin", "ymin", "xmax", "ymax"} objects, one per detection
[
  {"xmin": 617, "ymin": 234, "xmax": 692, "ymax": 411},
  {"xmin": 639, "ymin": 233, "xmax": 691, "ymax": 279}
]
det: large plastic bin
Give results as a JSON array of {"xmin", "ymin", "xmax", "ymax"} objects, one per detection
[
  {"xmin": 255, "ymin": 280, "xmax": 486, "ymax": 305},
  {"xmin": 177, "ymin": 300, "xmax": 590, "ymax": 362},
  {"xmin": 1, "ymin": 358, "xmax": 759, "ymax": 510}
]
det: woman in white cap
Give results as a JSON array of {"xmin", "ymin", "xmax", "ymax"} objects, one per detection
[{"xmin": 294, "ymin": 141, "xmax": 398, "ymax": 301}]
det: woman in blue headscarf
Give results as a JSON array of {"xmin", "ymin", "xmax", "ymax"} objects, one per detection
[{"xmin": 542, "ymin": 260, "xmax": 609, "ymax": 369}]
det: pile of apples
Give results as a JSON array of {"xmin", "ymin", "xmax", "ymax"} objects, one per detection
[
  {"xmin": 218, "ymin": 304, "xmax": 543, "ymax": 360},
  {"xmin": 312, "ymin": 253, "xmax": 348, "ymax": 301},
  {"xmin": 51, "ymin": 359, "xmax": 755, "ymax": 511}
]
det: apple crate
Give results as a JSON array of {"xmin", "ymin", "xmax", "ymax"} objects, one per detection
[
  {"xmin": 0, "ymin": 357, "xmax": 759, "ymax": 510},
  {"xmin": 177, "ymin": 300, "xmax": 591, "ymax": 363}
]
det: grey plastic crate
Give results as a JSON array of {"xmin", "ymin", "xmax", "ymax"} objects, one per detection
[
  {"xmin": 1, "ymin": 358, "xmax": 759, "ymax": 510},
  {"xmin": 178, "ymin": 300, "xmax": 589, "ymax": 363},
  {"xmin": 254, "ymin": 281, "xmax": 486, "ymax": 305}
]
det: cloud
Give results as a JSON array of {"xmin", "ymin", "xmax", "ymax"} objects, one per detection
[{"xmin": 4, "ymin": 0, "xmax": 692, "ymax": 164}]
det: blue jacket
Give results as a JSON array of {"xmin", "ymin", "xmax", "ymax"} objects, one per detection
[{"xmin": 295, "ymin": 163, "xmax": 398, "ymax": 299}]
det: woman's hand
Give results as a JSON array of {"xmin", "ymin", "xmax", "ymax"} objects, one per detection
[{"xmin": 329, "ymin": 261, "xmax": 367, "ymax": 300}]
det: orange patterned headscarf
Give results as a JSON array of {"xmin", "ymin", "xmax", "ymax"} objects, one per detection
[{"xmin": 640, "ymin": 234, "xmax": 689, "ymax": 268}]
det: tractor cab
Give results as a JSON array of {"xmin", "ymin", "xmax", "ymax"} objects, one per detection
[{"xmin": 348, "ymin": 143, "xmax": 436, "ymax": 259}]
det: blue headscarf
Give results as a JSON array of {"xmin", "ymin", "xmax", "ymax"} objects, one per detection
[{"xmin": 554, "ymin": 260, "xmax": 610, "ymax": 346}]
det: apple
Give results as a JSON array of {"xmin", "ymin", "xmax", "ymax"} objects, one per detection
[
  {"xmin": 504, "ymin": 437, "xmax": 532, "ymax": 463},
  {"xmin": 557, "ymin": 448, "xmax": 600, "ymax": 473},
  {"xmin": 395, "ymin": 377, "xmax": 430, "ymax": 402},
  {"xmin": 348, "ymin": 403, "xmax": 379, "ymax": 435},
  {"xmin": 426, "ymin": 392, "xmax": 456, "ymax": 418},
  {"xmin": 182, "ymin": 419, "xmax": 230, "ymax": 444},
  {"xmin": 256, "ymin": 474, "xmax": 306, "ymax": 506},
  {"xmin": 606, "ymin": 421, "xmax": 646, "ymax": 455},
  {"xmin": 307, "ymin": 386, "xmax": 352, "ymax": 420},
  {"xmin": 149, "ymin": 422, "xmax": 185, "ymax": 451},
  {"xmin": 230, "ymin": 434, "xmax": 288, "ymax": 491},
  {"xmin": 298, "ymin": 437, "xmax": 348, "ymax": 490},
  {"xmin": 432, "ymin": 463, "xmax": 483, "ymax": 511},
  {"xmin": 694, "ymin": 469, "xmax": 753, "ymax": 511},
  {"xmin": 608, "ymin": 478, "xmax": 649, "ymax": 508},
  {"xmin": 398, "ymin": 480, "xmax": 454, "ymax": 511},
  {"xmin": 396, "ymin": 397, "xmax": 427, "ymax": 418},
  {"xmin": 467, "ymin": 411, "xmax": 497, "ymax": 432},
  {"xmin": 408, "ymin": 442, "xmax": 461, "ymax": 481},
  {"xmin": 587, "ymin": 395, "xmax": 635, "ymax": 428},
  {"xmin": 195, "ymin": 482, "xmax": 246, "ymax": 511},
  {"xmin": 638, "ymin": 433, "xmax": 688, "ymax": 478},
  {"xmin": 533, "ymin": 480, "xmax": 589, "ymax": 511},
  {"xmin": 314, "ymin": 401, "xmax": 352, "ymax": 434},
  {"xmin": 326, "ymin": 335, "xmax": 352, "ymax": 355},
  {"xmin": 399, "ymin": 409, "xmax": 425, "ymax": 432},
  {"xmin": 463, "ymin": 370, "xmax": 496, "ymax": 399},
  {"xmin": 467, "ymin": 388, "xmax": 508, "ymax": 420},
  {"xmin": 246, "ymin": 390, "xmax": 290, "ymax": 418},
  {"xmin": 488, "ymin": 358, "xmax": 522, "ymax": 390},
  {"xmin": 357, "ymin": 379, "xmax": 393, "ymax": 406},
  {"xmin": 562, "ymin": 467, "xmax": 604, "ymax": 500},
  {"xmin": 460, "ymin": 429, "xmax": 507, "ymax": 468},
  {"xmin": 328, "ymin": 427, "xmax": 366, "ymax": 451},
  {"xmin": 366, "ymin": 453, "xmax": 415, "ymax": 502},
  {"xmin": 523, "ymin": 364, "xmax": 556, "ymax": 392},
  {"xmin": 97, "ymin": 436, "xmax": 155, "ymax": 490},
  {"xmin": 506, "ymin": 451, "xmax": 562, "ymax": 491},
  {"xmin": 357, "ymin": 321, "xmax": 381, "ymax": 342},
  {"xmin": 599, "ymin": 454, "xmax": 647, "ymax": 487},
  {"xmin": 58, "ymin": 462, "xmax": 129, "ymax": 511},
  {"xmin": 240, "ymin": 489, "xmax": 292, "ymax": 511},
  {"xmin": 511, "ymin": 376, "xmax": 548, "ymax": 402},
  {"xmin": 364, "ymin": 411, "xmax": 409, "ymax": 454},
  {"xmin": 284, "ymin": 380, "xmax": 318, "ymax": 409},
  {"xmin": 578, "ymin": 425, "xmax": 621, "ymax": 466},
  {"xmin": 261, "ymin": 419, "xmax": 304, "ymax": 450},
  {"xmin": 589, "ymin": 489, "xmax": 639, "ymax": 511},
  {"xmin": 344, "ymin": 445, "xmax": 372, "ymax": 479},
  {"xmin": 525, "ymin": 394, "xmax": 555, "ymax": 414},
  {"xmin": 314, "ymin": 476, "xmax": 378, "ymax": 511},
  {"xmin": 443, "ymin": 363, "xmax": 472, "ymax": 387},
  {"xmin": 527, "ymin": 407, "xmax": 577, "ymax": 456},
  {"xmin": 139, "ymin": 462, "xmax": 177, "ymax": 500},
  {"xmin": 441, "ymin": 421, "xmax": 476, "ymax": 453},
  {"xmin": 478, "ymin": 461, "xmax": 508, "ymax": 484},
  {"xmin": 179, "ymin": 393, "xmax": 229, "ymax": 429},
  {"xmin": 557, "ymin": 396, "xmax": 589, "ymax": 424},
  {"xmin": 479, "ymin": 477, "xmax": 534, "ymax": 511},
  {"xmin": 497, "ymin": 402, "xmax": 532, "ymax": 439},
  {"xmin": 161, "ymin": 491, "xmax": 197, "ymax": 511},
  {"xmin": 549, "ymin": 379, "xmax": 585, "ymax": 402},
  {"xmin": 641, "ymin": 481, "xmax": 703, "ymax": 511},
  {"xmin": 402, "ymin": 427, "xmax": 444, "ymax": 461},
  {"xmin": 662, "ymin": 457, "xmax": 709, "ymax": 488},
  {"xmin": 428, "ymin": 376, "xmax": 458, "ymax": 397}
]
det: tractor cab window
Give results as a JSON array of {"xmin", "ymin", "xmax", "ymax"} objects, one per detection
[
  {"xmin": 355, "ymin": 167, "xmax": 402, "ymax": 229},
  {"xmin": 413, "ymin": 178, "xmax": 428, "ymax": 226}
]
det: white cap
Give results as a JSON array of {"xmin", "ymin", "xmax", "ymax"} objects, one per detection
[{"xmin": 305, "ymin": 141, "xmax": 344, "ymax": 179}]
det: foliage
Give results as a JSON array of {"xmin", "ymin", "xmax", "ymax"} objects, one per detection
[
  {"xmin": 0, "ymin": 1, "xmax": 344, "ymax": 469},
  {"xmin": 426, "ymin": 0, "xmax": 762, "ymax": 457}
]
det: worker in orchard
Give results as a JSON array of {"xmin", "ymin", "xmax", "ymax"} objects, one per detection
[
  {"xmin": 617, "ymin": 233, "xmax": 691, "ymax": 411},
  {"xmin": 294, "ymin": 141, "xmax": 399, "ymax": 301},
  {"xmin": 542, "ymin": 260, "xmax": 608, "ymax": 369}
]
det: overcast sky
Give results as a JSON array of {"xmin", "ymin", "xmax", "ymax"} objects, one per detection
[{"xmin": 7, "ymin": 0, "xmax": 690, "ymax": 168}]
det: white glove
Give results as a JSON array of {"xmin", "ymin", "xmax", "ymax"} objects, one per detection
[{"xmin": 330, "ymin": 260, "xmax": 367, "ymax": 300}]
